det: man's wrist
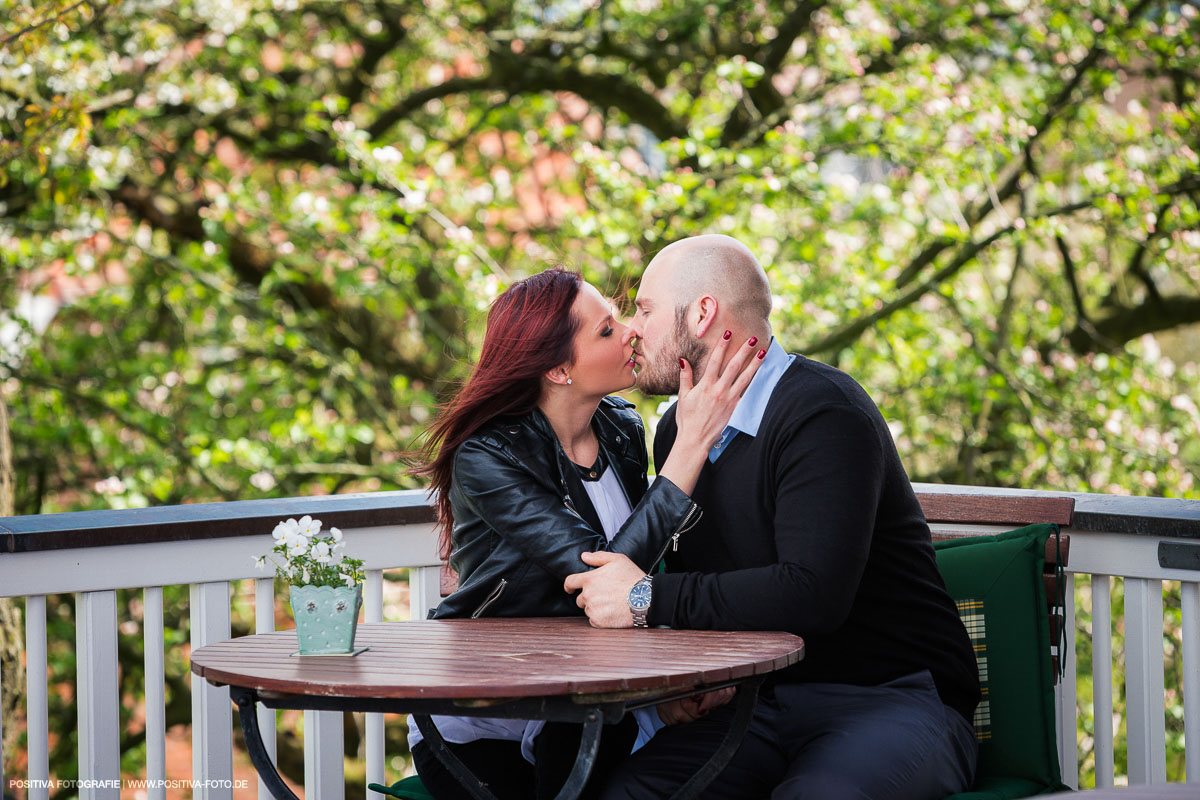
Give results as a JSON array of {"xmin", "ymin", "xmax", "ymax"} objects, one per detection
[{"xmin": 628, "ymin": 575, "xmax": 653, "ymax": 628}]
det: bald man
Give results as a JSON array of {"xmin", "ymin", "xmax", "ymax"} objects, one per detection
[{"xmin": 564, "ymin": 235, "xmax": 981, "ymax": 799}]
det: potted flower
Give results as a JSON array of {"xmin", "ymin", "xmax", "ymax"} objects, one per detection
[{"xmin": 255, "ymin": 515, "xmax": 366, "ymax": 655}]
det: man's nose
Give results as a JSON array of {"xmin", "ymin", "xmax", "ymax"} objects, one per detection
[{"xmin": 620, "ymin": 322, "xmax": 637, "ymax": 347}]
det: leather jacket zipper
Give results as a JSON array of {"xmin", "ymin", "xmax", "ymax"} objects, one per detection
[
  {"xmin": 650, "ymin": 503, "xmax": 702, "ymax": 567},
  {"xmin": 471, "ymin": 578, "xmax": 507, "ymax": 618}
]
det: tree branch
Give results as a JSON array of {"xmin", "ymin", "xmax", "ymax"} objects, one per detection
[
  {"xmin": 1066, "ymin": 294, "xmax": 1200, "ymax": 353},
  {"xmin": 800, "ymin": 185, "xmax": 1172, "ymax": 355},
  {"xmin": 108, "ymin": 178, "xmax": 458, "ymax": 384},
  {"xmin": 367, "ymin": 55, "xmax": 690, "ymax": 143},
  {"xmin": 367, "ymin": 75, "xmax": 504, "ymax": 140},
  {"xmin": 894, "ymin": 0, "xmax": 1159, "ymax": 289},
  {"xmin": 0, "ymin": 0, "xmax": 97, "ymax": 47}
]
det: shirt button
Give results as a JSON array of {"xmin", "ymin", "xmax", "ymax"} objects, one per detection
[{"xmin": 589, "ymin": 470, "xmax": 597, "ymax": 478}]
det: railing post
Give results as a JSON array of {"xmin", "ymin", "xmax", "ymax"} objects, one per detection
[
  {"xmin": 144, "ymin": 586, "xmax": 167, "ymax": 800},
  {"xmin": 1124, "ymin": 577, "xmax": 1167, "ymax": 784},
  {"xmin": 304, "ymin": 709, "xmax": 345, "ymax": 800},
  {"xmin": 1182, "ymin": 580, "xmax": 1199, "ymax": 783},
  {"xmin": 24, "ymin": 595, "xmax": 50, "ymax": 800},
  {"xmin": 190, "ymin": 582, "xmax": 233, "ymax": 800},
  {"xmin": 409, "ymin": 566, "xmax": 442, "ymax": 622},
  {"xmin": 365, "ymin": 569, "xmax": 386, "ymax": 797},
  {"xmin": 76, "ymin": 590, "xmax": 121, "ymax": 799},
  {"xmin": 255, "ymin": 578, "xmax": 278, "ymax": 800},
  {"xmin": 1091, "ymin": 575, "xmax": 1115, "ymax": 787},
  {"xmin": 1056, "ymin": 574, "xmax": 1078, "ymax": 788}
]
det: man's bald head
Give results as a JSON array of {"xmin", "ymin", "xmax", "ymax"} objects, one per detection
[
  {"xmin": 631, "ymin": 234, "xmax": 772, "ymax": 392},
  {"xmin": 644, "ymin": 234, "xmax": 772, "ymax": 329}
]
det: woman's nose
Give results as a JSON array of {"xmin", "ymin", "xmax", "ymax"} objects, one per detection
[{"xmin": 620, "ymin": 322, "xmax": 637, "ymax": 346}]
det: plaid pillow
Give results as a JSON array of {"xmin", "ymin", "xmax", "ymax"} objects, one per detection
[
  {"xmin": 934, "ymin": 524, "xmax": 1068, "ymax": 798},
  {"xmin": 955, "ymin": 598, "xmax": 991, "ymax": 742}
]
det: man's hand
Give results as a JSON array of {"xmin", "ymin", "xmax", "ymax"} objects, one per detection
[
  {"xmin": 563, "ymin": 551, "xmax": 646, "ymax": 628},
  {"xmin": 656, "ymin": 687, "xmax": 736, "ymax": 725}
]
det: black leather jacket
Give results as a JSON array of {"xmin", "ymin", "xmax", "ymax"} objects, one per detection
[{"xmin": 431, "ymin": 396, "xmax": 700, "ymax": 620}]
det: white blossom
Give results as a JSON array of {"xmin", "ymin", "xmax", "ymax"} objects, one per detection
[
  {"xmin": 310, "ymin": 541, "xmax": 332, "ymax": 564},
  {"xmin": 286, "ymin": 534, "xmax": 310, "ymax": 558}
]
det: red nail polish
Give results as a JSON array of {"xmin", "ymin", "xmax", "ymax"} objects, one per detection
[
  {"xmin": 679, "ymin": 358, "xmax": 686, "ymax": 369},
  {"xmin": 757, "ymin": 349, "xmax": 766, "ymax": 359},
  {"xmin": 748, "ymin": 337, "xmax": 758, "ymax": 347},
  {"xmin": 723, "ymin": 330, "xmax": 731, "ymax": 340}
]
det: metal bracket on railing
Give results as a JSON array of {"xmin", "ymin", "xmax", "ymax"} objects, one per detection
[{"xmin": 1158, "ymin": 541, "xmax": 1200, "ymax": 571}]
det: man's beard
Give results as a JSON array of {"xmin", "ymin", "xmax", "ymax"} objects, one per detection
[{"xmin": 636, "ymin": 306, "xmax": 710, "ymax": 396}]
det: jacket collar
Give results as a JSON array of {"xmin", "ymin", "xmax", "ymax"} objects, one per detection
[{"xmin": 523, "ymin": 401, "xmax": 643, "ymax": 502}]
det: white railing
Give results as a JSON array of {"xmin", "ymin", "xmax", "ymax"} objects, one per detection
[
  {"xmin": 1, "ymin": 489, "xmax": 444, "ymax": 800},
  {"xmin": 917, "ymin": 483, "xmax": 1200, "ymax": 790},
  {"xmin": 2, "ymin": 485, "xmax": 1199, "ymax": 797}
]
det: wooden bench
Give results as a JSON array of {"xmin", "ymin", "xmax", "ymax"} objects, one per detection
[{"xmin": 918, "ymin": 492, "xmax": 1074, "ymax": 681}]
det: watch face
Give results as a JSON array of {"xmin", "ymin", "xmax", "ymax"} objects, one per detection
[{"xmin": 629, "ymin": 580, "xmax": 652, "ymax": 610}]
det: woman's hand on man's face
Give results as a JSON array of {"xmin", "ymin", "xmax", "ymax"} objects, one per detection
[{"xmin": 674, "ymin": 331, "xmax": 766, "ymax": 449}]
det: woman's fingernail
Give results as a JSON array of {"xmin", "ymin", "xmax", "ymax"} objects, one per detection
[
  {"xmin": 679, "ymin": 358, "xmax": 686, "ymax": 369},
  {"xmin": 758, "ymin": 349, "xmax": 766, "ymax": 359},
  {"xmin": 747, "ymin": 337, "xmax": 758, "ymax": 347},
  {"xmin": 723, "ymin": 330, "xmax": 731, "ymax": 340}
]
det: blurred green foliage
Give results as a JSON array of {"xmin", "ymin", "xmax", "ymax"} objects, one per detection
[{"xmin": 2, "ymin": 0, "xmax": 1198, "ymax": 792}]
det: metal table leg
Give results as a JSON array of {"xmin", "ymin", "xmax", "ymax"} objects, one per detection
[
  {"xmin": 412, "ymin": 714, "xmax": 499, "ymax": 800},
  {"xmin": 668, "ymin": 677, "xmax": 763, "ymax": 800},
  {"xmin": 414, "ymin": 709, "xmax": 607, "ymax": 800},
  {"xmin": 231, "ymin": 686, "xmax": 300, "ymax": 800},
  {"xmin": 551, "ymin": 708, "xmax": 605, "ymax": 800}
]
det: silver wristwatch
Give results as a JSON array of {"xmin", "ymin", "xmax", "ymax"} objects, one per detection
[{"xmin": 628, "ymin": 575, "xmax": 653, "ymax": 628}]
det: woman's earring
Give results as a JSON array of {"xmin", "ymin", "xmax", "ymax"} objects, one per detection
[{"xmin": 566, "ymin": 377, "xmax": 573, "ymax": 385}]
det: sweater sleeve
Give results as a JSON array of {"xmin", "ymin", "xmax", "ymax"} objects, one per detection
[{"xmin": 648, "ymin": 403, "xmax": 885, "ymax": 634}]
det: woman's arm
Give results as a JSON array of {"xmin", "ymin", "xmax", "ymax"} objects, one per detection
[
  {"xmin": 654, "ymin": 334, "xmax": 765, "ymax": 495},
  {"xmin": 453, "ymin": 440, "xmax": 695, "ymax": 576}
]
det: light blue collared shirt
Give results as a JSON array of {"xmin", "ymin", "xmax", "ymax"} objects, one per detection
[{"xmin": 709, "ymin": 338, "xmax": 795, "ymax": 462}]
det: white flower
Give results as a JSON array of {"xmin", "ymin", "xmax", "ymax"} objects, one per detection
[
  {"xmin": 287, "ymin": 534, "xmax": 310, "ymax": 558},
  {"xmin": 372, "ymin": 145, "xmax": 402, "ymax": 165},
  {"xmin": 310, "ymin": 541, "xmax": 332, "ymax": 564},
  {"xmin": 253, "ymin": 556, "xmax": 266, "ymax": 571},
  {"xmin": 260, "ymin": 517, "xmax": 362, "ymax": 588},
  {"xmin": 272, "ymin": 520, "xmax": 297, "ymax": 542}
]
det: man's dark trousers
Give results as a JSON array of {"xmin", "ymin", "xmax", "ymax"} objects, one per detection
[{"xmin": 599, "ymin": 670, "xmax": 978, "ymax": 800}]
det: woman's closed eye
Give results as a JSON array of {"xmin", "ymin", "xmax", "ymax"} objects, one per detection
[{"xmin": 600, "ymin": 326, "xmax": 614, "ymax": 337}]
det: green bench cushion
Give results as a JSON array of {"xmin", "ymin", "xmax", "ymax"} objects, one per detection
[
  {"xmin": 369, "ymin": 776, "xmax": 433, "ymax": 800},
  {"xmin": 942, "ymin": 775, "xmax": 1062, "ymax": 800},
  {"xmin": 934, "ymin": 523, "xmax": 1070, "ymax": 799}
]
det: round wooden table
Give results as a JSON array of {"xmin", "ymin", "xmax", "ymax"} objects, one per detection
[{"xmin": 190, "ymin": 617, "xmax": 805, "ymax": 800}]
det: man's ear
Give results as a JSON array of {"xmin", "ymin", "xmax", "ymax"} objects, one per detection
[{"xmin": 692, "ymin": 295, "xmax": 719, "ymax": 338}]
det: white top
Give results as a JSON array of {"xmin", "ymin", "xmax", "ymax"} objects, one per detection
[{"xmin": 408, "ymin": 461, "xmax": 653, "ymax": 763}]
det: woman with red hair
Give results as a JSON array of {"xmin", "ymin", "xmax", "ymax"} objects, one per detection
[{"xmin": 407, "ymin": 268, "xmax": 763, "ymax": 799}]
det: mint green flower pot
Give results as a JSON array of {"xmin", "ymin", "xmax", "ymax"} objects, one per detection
[{"xmin": 289, "ymin": 584, "xmax": 363, "ymax": 654}]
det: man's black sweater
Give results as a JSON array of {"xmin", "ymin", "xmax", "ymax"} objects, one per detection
[{"xmin": 649, "ymin": 355, "xmax": 981, "ymax": 723}]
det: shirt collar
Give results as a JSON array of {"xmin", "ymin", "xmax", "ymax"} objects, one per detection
[{"xmin": 725, "ymin": 338, "xmax": 794, "ymax": 437}]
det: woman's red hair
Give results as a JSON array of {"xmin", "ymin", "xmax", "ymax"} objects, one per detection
[{"xmin": 412, "ymin": 268, "xmax": 582, "ymax": 559}]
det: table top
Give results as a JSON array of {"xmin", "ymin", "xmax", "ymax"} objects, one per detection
[{"xmin": 190, "ymin": 617, "xmax": 804, "ymax": 701}]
